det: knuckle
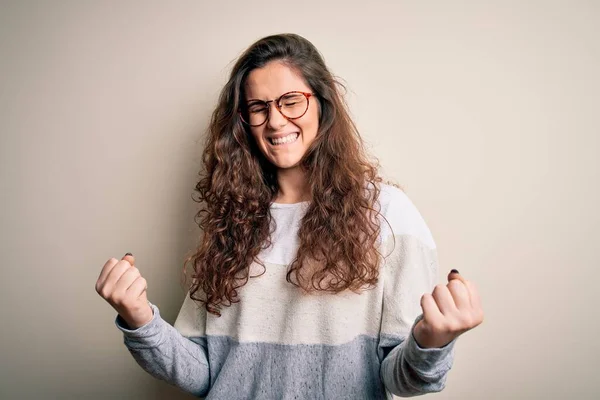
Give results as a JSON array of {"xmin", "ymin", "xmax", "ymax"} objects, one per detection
[
  {"xmin": 111, "ymin": 292, "xmax": 124, "ymax": 305},
  {"xmin": 447, "ymin": 319, "xmax": 462, "ymax": 332},
  {"xmin": 460, "ymin": 314, "xmax": 475, "ymax": 328},
  {"xmin": 476, "ymin": 310, "xmax": 485, "ymax": 324},
  {"xmin": 433, "ymin": 284, "xmax": 446, "ymax": 293},
  {"xmin": 99, "ymin": 288, "xmax": 110, "ymax": 299},
  {"xmin": 448, "ymin": 280, "xmax": 462, "ymax": 289}
]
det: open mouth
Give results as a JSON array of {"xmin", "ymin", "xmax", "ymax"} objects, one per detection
[{"xmin": 268, "ymin": 132, "xmax": 300, "ymax": 146}]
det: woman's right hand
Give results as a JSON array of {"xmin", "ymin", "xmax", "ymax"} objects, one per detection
[{"xmin": 95, "ymin": 253, "xmax": 154, "ymax": 330}]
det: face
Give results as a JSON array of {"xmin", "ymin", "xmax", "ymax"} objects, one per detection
[{"xmin": 243, "ymin": 61, "xmax": 320, "ymax": 170}]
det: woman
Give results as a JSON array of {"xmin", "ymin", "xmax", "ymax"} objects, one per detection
[{"xmin": 95, "ymin": 33, "xmax": 483, "ymax": 399}]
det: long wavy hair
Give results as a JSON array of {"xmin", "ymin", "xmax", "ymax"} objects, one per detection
[{"xmin": 183, "ymin": 33, "xmax": 393, "ymax": 316}]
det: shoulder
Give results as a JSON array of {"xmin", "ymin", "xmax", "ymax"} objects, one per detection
[{"xmin": 376, "ymin": 183, "xmax": 436, "ymax": 249}]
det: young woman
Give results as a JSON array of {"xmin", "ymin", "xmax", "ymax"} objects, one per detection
[{"xmin": 96, "ymin": 33, "xmax": 483, "ymax": 399}]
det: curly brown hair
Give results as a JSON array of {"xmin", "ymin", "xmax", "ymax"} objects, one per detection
[{"xmin": 183, "ymin": 33, "xmax": 395, "ymax": 316}]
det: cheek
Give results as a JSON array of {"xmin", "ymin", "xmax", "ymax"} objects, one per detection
[
  {"xmin": 302, "ymin": 105, "xmax": 320, "ymax": 138},
  {"xmin": 250, "ymin": 128, "xmax": 264, "ymax": 144}
]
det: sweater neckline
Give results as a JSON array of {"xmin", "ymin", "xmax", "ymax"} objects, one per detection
[{"xmin": 270, "ymin": 201, "xmax": 310, "ymax": 209}]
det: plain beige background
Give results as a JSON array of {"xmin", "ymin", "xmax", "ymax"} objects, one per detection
[{"xmin": 1, "ymin": 0, "xmax": 598, "ymax": 399}]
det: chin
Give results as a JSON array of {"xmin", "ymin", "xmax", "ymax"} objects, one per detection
[{"xmin": 270, "ymin": 157, "xmax": 302, "ymax": 170}]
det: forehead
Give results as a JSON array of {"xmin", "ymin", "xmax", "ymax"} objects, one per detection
[{"xmin": 244, "ymin": 61, "xmax": 311, "ymax": 100}]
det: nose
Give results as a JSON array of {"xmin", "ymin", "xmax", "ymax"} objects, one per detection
[{"xmin": 266, "ymin": 102, "xmax": 288, "ymax": 130}]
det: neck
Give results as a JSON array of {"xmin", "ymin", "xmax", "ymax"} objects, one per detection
[{"xmin": 275, "ymin": 166, "xmax": 310, "ymax": 204}]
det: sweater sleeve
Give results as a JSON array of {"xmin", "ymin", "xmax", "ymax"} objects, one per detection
[
  {"xmin": 114, "ymin": 299, "xmax": 210, "ymax": 397},
  {"xmin": 377, "ymin": 187, "xmax": 456, "ymax": 397}
]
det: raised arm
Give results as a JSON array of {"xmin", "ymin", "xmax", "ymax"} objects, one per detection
[{"xmin": 96, "ymin": 254, "xmax": 210, "ymax": 397}]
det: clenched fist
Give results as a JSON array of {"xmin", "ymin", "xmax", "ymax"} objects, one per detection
[
  {"xmin": 95, "ymin": 253, "xmax": 154, "ymax": 330},
  {"xmin": 413, "ymin": 269, "xmax": 484, "ymax": 348}
]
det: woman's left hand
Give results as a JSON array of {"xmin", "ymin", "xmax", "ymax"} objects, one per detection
[{"xmin": 412, "ymin": 270, "xmax": 484, "ymax": 348}]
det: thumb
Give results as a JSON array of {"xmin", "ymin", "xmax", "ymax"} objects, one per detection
[
  {"xmin": 121, "ymin": 252, "xmax": 148, "ymax": 298},
  {"xmin": 121, "ymin": 252, "xmax": 135, "ymax": 266},
  {"xmin": 448, "ymin": 268, "xmax": 466, "ymax": 283}
]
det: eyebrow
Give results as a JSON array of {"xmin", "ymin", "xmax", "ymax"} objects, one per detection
[{"xmin": 246, "ymin": 92, "xmax": 299, "ymax": 103}]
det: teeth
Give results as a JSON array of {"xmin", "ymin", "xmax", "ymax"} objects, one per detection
[{"xmin": 271, "ymin": 133, "xmax": 298, "ymax": 145}]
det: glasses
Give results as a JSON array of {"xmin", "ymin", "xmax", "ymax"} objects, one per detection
[{"xmin": 239, "ymin": 91, "xmax": 313, "ymax": 127}]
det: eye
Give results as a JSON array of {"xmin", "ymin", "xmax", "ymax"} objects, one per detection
[
  {"xmin": 281, "ymin": 94, "xmax": 304, "ymax": 106},
  {"xmin": 248, "ymin": 103, "xmax": 267, "ymax": 113}
]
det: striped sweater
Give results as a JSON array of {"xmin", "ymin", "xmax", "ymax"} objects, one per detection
[{"xmin": 115, "ymin": 183, "xmax": 456, "ymax": 399}]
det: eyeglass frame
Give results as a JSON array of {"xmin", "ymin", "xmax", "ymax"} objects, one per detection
[{"xmin": 238, "ymin": 91, "xmax": 314, "ymax": 127}]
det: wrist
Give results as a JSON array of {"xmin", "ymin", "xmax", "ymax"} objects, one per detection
[
  {"xmin": 123, "ymin": 303, "xmax": 154, "ymax": 330},
  {"xmin": 412, "ymin": 319, "xmax": 456, "ymax": 349}
]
